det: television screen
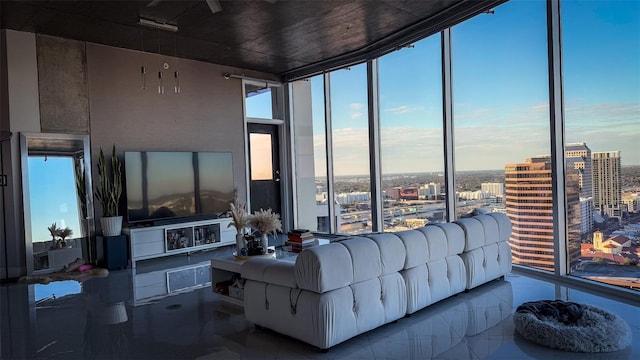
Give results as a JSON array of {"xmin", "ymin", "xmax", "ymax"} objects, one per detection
[
  {"xmin": 197, "ymin": 152, "xmax": 235, "ymax": 215},
  {"xmin": 125, "ymin": 151, "xmax": 233, "ymax": 224}
]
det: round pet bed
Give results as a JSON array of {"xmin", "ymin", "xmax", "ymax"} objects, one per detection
[{"xmin": 513, "ymin": 300, "xmax": 631, "ymax": 353}]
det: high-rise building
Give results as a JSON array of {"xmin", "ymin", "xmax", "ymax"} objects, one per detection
[
  {"xmin": 565, "ymin": 142, "xmax": 592, "ymax": 198},
  {"xmin": 565, "ymin": 142, "xmax": 593, "ymax": 236},
  {"xmin": 505, "ymin": 156, "xmax": 581, "ymax": 271},
  {"xmin": 592, "ymin": 151, "xmax": 622, "ymax": 217}
]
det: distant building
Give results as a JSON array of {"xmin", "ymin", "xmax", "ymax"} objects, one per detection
[
  {"xmin": 385, "ymin": 187, "xmax": 401, "ymax": 200},
  {"xmin": 579, "ymin": 198, "xmax": 594, "ymax": 235},
  {"xmin": 457, "ymin": 190, "xmax": 486, "ymax": 200},
  {"xmin": 481, "ymin": 182, "xmax": 504, "ymax": 196},
  {"xmin": 566, "ymin": 142, "xmax": 593, "ymax": 234},
  {"xmin": 505, "ymin": 156, "xmax": 581, "ymax": 271},
  {"xmin": 400, "ymin": 187, "xmax": 418, "ymax": 200},
  {"xmin": 582, "ymin": 231, "xmax": 639, "ymax": 265},
  {"xmin": 419, "ymin": 183, "xmax": 441, "ymax": 200},
  {"xmin": 336, "ymin": 192, "xmax": 370, "ymax": 204},
  {"xmin": 622, "ymin": 193, "xmax": 639, "ymax": 213},
  {"xmin": 592, "ymin": 151, "xmax": 622, "ymax": 218},
  {"xmin": 565, "ymin": 142, "xmax": 593, "ymax": 198},
  {"xmin": 405, "ymin": 218, "xmax": 428, "ymax": 228}
]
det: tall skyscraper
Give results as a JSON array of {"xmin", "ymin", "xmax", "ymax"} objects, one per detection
[
  {"xmin": 505, "ymin": 156, "xmax": 581, "ymax": 271},
  {"xmin": 565, "ymin": 142, "xmax": 593, "ymax": 235},
  {"xmin": 565, "ymin": 142, "xmax": 592, "ymax": 198},
  {"xmin": 592, "ymin": 151, "xmax": 622, "ymax": 217}
]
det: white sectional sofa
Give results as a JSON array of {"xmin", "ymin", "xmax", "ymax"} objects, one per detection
[{"xmin": 241, "ymin": 213, "xmax": 512, "ymax": 350}]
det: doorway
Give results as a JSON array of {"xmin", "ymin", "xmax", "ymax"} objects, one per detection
[
  {"xmin": 247, "ymin": 123, "xmax": 281, "ymax": 215},
  {"xmin": 20, "ymin": 133, "xmax": 94, "ymax": 274}
]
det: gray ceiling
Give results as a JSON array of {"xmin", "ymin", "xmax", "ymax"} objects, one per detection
[{"xmin": 1, "ymin": 0, "xmax": 505, "ymax": 81}]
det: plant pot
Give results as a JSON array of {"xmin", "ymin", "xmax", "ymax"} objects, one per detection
[
  {"xmin": 101, "ymin": 216, "xmax": 123, "ymax": 237},
  {"xmin": 235, "ymin": 233, "xmax": 245, "ymax": 254}
]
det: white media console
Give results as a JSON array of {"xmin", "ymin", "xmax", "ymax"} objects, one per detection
[{"xmin": 124, "ymin": 217, "xmax": 235, "ymax": 268}]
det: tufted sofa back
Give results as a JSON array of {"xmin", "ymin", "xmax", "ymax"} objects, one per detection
[
  {"xmin": 397, "ymin": 223, "xmax": 467, "ymax": 313},
  {"xmin": 455, "ymin": 212, "xmax": 512, "ymax": 290},
  {"xmin": 294, "ymin": 235, "xmax": 406, "ymax": 293}
]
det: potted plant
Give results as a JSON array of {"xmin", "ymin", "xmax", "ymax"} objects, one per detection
[
  {"xmin": 74, "ymin": 158, "xmax": 90, "ymax": 237},
  {"xmin": 95, "ymin": 145, "xmax": 123, "ymax": 236},
  {"xmin": 228, "ymin": 201, "xmax": 249, "ymax": 254},
  {"xmin": 246, "ymin": 208, "xmax": 282, "ymax": 254}
]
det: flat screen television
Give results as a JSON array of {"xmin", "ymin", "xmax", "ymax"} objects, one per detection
[{"xmin": 124, "ymin": 151, "xmax": 234, "ymax": 225}]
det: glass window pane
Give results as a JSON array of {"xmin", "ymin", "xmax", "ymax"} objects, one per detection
[
  {"xmin": 452, "ymin": 1, "xmax": 553, "ymax": 271},
  {"xmin": 28, "ymin": 156, "xmax": 82, "ymax": 244},
  {"xmin": 563, "ymin": 0, "xmax": 640, "ymax": 288},
  {"xmin": 311, "ymin": 76, "xmax": 331, "ymax": 232},
  {"xmin": 249, "ymin": 133, "xmax": 273, "ymax": 180},
  {"xmin": 245, "ymin": 84, "xmax": 274, "ymax": 119},
  {"xmin": 330, "ymin": 64, "xmax": 372, "ymax": 235},
  {"xmin": 379, "ymin": 34, "xmax": 445, "ymax": 231}
]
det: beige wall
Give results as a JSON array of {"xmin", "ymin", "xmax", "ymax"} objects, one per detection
[
  {"xmin": 87, "ymin": 43, "xmax": 252, "ymax": 220},
  {"xmin": 1, "ymin": 31, "xmax": 277, "ymax": 277}
]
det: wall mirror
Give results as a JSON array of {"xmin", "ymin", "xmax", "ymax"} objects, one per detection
[{"xmin": 20, "ymin": 133, "xmax": 94, "ymax": 274}]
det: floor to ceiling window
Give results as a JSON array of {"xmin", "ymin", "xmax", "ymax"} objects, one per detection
[
  {"xmin": 329, "ymin": 64, "xmax": 372, "ymax": 235},
  {"xmin": 562, "ymin": 0, "xmax": 640, "ymax": 289},
  {"xmin": 310, "ymin": 75, "xmax": 331, "ymax": 232},
  {"xmin": 378, "ymin": 35, "xmax": 445, "ymax": 231},
  {"xmin": 451, "ymin": 1, "xmax": 553, "ymax": 271},
  {"xmin": 289, "ymin": 0, "xmax": 638, "ymax": 295}
]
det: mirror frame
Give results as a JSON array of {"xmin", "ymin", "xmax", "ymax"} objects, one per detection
[{"xmin": 20, "ymin": 132, "xmax": 94, "ymax": 274}]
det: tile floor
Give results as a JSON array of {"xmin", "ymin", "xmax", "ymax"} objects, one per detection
[{"xmin": 1, "ymin": 249, "xmax": 638, "ymax": 359}]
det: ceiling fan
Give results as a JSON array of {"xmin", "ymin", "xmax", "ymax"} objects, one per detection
[{"xmin": 146, "ymin": 0, "xmax": 223, "ymax": 15}]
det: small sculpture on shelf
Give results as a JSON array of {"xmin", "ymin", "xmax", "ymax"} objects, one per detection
[{"xmin": 245, "ymin": 234, "xmax": 264, "ymax": 256}]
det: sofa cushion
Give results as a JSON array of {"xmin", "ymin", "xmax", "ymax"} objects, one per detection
[
  {"xmin": 454, "ymin": 218, "xmax": 485, "ymax": 252},
  {"xmin": 402, "ymin": 254, "xmax": 466, "ymax": 314},
  {"xmin": 395, "ymin": 230, "xmax": 429, "ymax": 269},
  {"xmin": 241, "ymin": 258, "xmax": 297, "ymax": 288},
  {"xmin": 488, "ymin": 212, "xmax": 512, "ymax": 242},
  {"xmin": 475, "ymin": 214, "xmax": 501, "ymax": 246},
  {"xmin": 366, "ymin": 233, "xmax": 407, "ymax": 275},
  {"xmin": 294, "ymin": 243, "xmax": 354, "ymax": 293},
  {"xmin": 339, "ymin": 237, "xmax": 382, "ymax": 283},
  {"xmin": 433, "ymin": 222, "xmax": 465, "ymax": 255}
]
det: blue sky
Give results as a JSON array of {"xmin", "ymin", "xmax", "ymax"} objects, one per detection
[
  {"xmin": 311, "ymin": 0, "xmax": 639, "ymax": 175},
  {"xmin": 28, "ymin": 157, "xmax": 81, "ymax": 242}
]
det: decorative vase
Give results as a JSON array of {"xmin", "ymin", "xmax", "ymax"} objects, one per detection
[
  {"xmin": 260, "ymin": 233, "xmax": 269, "ymax": 253},
  {"xmin": 100, "ymin": 216, "xmax": 123, "ymax": 237},
  {"xmin": 235, "ymin": 233, "xmax": 245, "ymax": 254}
]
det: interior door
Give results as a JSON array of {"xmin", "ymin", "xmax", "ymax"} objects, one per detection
[{"xmin": 247, "ymin": 123, "xmax": 281, "ymax": 216}]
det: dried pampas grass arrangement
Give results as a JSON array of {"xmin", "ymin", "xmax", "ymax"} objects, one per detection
[{"xmin": 247, "ymin": 208, "xmax": 282, "ymax": 235}]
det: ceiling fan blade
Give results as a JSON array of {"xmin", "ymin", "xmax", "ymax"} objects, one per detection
[{"xmin": 205, "ymin": 0, "xmax": 223, "ymax": 14}]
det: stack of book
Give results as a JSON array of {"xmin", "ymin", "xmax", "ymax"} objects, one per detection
[{"xmin": 286, "ymin": 229, "xmax": 314, "ymax": 252}]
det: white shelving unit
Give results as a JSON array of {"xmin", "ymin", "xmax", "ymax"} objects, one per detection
[
  {"xmin": 124, "ymin": 218, "xmax": 234, "ymax": 268},
  {"xmin": 132, "ymin": 260, "xmax": 212, "ymax": 306}
]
